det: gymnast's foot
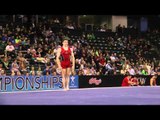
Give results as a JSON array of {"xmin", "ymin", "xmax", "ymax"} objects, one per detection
[{"xmin": 66, "ymin": 86, "xmax": 69, "ymax": 91}]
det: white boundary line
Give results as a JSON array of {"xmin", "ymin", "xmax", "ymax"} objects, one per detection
[{"xmin": 1, "ymin": 86, "xmax": 160, "ymax": 94}]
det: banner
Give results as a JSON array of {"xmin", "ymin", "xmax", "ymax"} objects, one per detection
[
  {"xmin": 0, "ymin": 75, "xmax": 79, "ymax": 92},
  {"xmin": 79, "ymin": 75, "xmax": 160, "ymax": 88}
]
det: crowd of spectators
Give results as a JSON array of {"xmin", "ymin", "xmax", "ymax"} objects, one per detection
[{"xmin": 0, "ymin": 17, "xmax": 160, "ymax": 76}]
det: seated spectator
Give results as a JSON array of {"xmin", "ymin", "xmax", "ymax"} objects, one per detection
[
  {"xmin": 66, "ymin": 23, "xmax": 74, "ymax": 29},
  {"xmin": 105, "ymin": 61, "xmax": 114, "ymax": 75},
  {"xmin": 15, "ymin": 36, "xmax": 21, "ymax": 50},
  {"xmin": 51, "ymin": 65, "xmax": 57, "ymax": 76},
  {"xmin": 36, "ymin": 55, "xmax": 49, "ymax": 64},
  {"xmin": 21, "ymin": 38, "xmax": 28, "ymax": 50},
  {"xmin": 121, "ymin": 75, "xmax": 136, "ymax": 87},
  {"xmin": 1, "ymin": 57, "xmax": 10, "ymax": 70},
  {"xmin": 11, "ymin": 59, "xmax": 20, "ymax": 75},
  {"xmin": 0, "ymin": 41, "xmax": 6, "ymax": 55},
  {"xmin": 37, "ymin": 47, "xmax": 43, "ymax": 56},
  {"xmin": 17, "ymin": 52, "xmax": 28, "ymax": 72},
  {"xmin": 27, "ymin": 46, "xmax": 36, "ymax": 55},
  {"xmin": 78, "ymin": 70, "xmax": 83, "ymax": 75},
  {"xmin": 110, "ymin": 53, "xmax": 116, "ymax": 63},
  {"xmin": 30, "ymin": 66, "xmax": 36, "ymax": 76},
  {"xmin": 99, "ymin": 55, "xmax": 105, "ymax": 67},
  {"xmin": 128, "ymin": 66, "xmax": 136, "ymax": 75},
  {"xmin": 75, "ymin": 59, "xmax": 80, "ymax": 74},
  {"xmin": 46, "ymin": 49, "xmax": 55, "ymax": 60},
  {"xmin": 83, "ymin": 67, "xmax": 92, "ymax": 75},
  {"xmin": 0, "ymin": 69, "xmax": 6, "ymax": 76},
  {"xmin": 54, "ymin": 18, "xmax": 60, "ymax": 24},
  {"xmin": 25, "ymin": 49, "xmax": 32, "ymax": 59},
  {"xmin": 43, "ymin": 66, "xmax": 51, "ymax": 75},
  {"xmin": 37, "ymin": 66, "xmax": 42, "ymax": 76},
  {"xmin": 5, "ymin": 42, "xmax": 16, "ymax": 58},
  {"xmin": 130, "ymin": 76, "xmax": 139, "ymax": 86},
  {"xmin": 141, "ymin": 68, "xmax": 148, "ymax": 75},
  {"xmin": 20, "ymin": 62, "xmax": 27, "ymax": 75},
  {"xmin": 0, "ymin": 64, "xmax": 4, "ymax": 74},
  {"xmin": 90, "ymin": 67, "xmax": 96, "ymax": 75},
  {"xmin": 99, "ymin": 26, "xmax": 106, "ymax": 32},
  {"xmin": 26, "ymin": 71, "xmax": 30, "ymax": 76},
  {"xmin": 150, "ymin": 74, "xmax": 158, "ymax": 86}
]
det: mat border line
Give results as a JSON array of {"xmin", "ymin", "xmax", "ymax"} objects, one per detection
[{"xmin": 1, "ymin": 86, "xmax": 159, "ymax": 94}]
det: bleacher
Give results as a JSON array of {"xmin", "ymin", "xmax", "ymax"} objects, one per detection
[{"xmin": 0, "ymin": 16, "xmax": 160, "ymax": 76}]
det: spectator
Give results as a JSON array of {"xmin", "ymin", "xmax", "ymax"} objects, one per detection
[
  {"xmin": 0, "ymin": 41, "xmax": 6, "ymax": 55},
  {"xmin": 5, "ymin": 42, "xmax": 15, "ymax": 58},
  {"xmin": 43, "ymin": 66, "xmax": 51, "ymax": 75},
  {"xmin": 54, "ymin": 18, "xmax": 60, "ymax": 24},
  {"xmin": 130, "ymin": 76, "xmax": 139, "ymax": 86},
  {"xmin": 150, "ymin": 74, "xmax": 158, "ymax": 86},
  {"xmin": 37, "ymin": 66, "xmax": 42, "ymax": 76},
  {"xmin": 105, "ymin": 61, "xmax": 114, "ymax": 75},
  {"xmin": 30, "ymin": 66, "xmax": 36, "ymax": 76},
  {"xmin": 0, "ymin": 64, "xmax": 3, "ymax": 74},
  {"xmin": 0, "ymin": 69, "xmax": 6, "ymax": 76},
  {"xmin": 1, "ymin": 57, "xmax": 10, "ymax": 70},
  {"xmin": 121, "ymin": 75, "xmax": 136, "ymax": 87},
  {"xmin": 11, "ymin": 59, "xmax": 20, "ymax": 75}
]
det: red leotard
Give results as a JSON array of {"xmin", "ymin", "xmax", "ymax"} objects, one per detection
[{"xmin": 60, "ymin": 47, "xmax": 72, "ymax": 69}]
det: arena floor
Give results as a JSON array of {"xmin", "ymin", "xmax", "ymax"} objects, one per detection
[{"xmin": 0, "ymin": 86, "xmax": 160, "ymax": 105}]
